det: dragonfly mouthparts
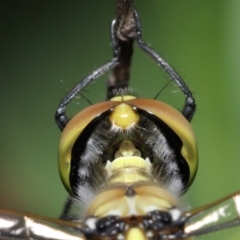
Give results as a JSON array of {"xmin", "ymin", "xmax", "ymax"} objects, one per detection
[{"xmin": 104, "ymin": 140, "xmax": 152, "ymax": 184}]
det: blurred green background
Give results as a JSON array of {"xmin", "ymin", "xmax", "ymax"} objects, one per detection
[{"xmin": 1, "ymin": 0, "xmax": 240, "ymax": 238}]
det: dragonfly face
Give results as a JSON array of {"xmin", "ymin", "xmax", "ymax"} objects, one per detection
[
  {"xmin": 58, "ymin": 97, "xmax": 197, "ymax": 197},
  {"xmin": 1, "ymin": 1, "xmax": 240, "ymax": 240}
]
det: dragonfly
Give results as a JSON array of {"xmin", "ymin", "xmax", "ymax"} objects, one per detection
[{"xmin": 1, "ymin": 1, "xmax": 240, "ymax": 239}]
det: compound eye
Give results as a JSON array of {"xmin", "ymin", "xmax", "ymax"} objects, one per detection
[
  {"xmin": 58, "ymin": 101, "xmax": 117, "ymax": 194},
  {"xmin": 126, "ymin": 98, "xmax": 198, "ymax": 188}
]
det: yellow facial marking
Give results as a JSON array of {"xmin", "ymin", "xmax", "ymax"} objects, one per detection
[
  {"xmin": 85, "ymin": 188, "xmax": 129, "ymax": 217},
  {"xmin": 105, "ymin": 156, "xmax": 152, "ymax": 184},
  {"xmin": 126, "ymin": 228, "xmax": 145, "ymax": 240},
  {"xmin": 115, "ymin": 140, "xmax": 141, "ymax": 158},
  {"xmin": 109, "ymin": 103, "xmax": 139, "ymax": 129},
  {"xmin": 106, "ymin": 157, "xmax": 151, "ymax": 176},
  {"xmin": 110, "ymin": 95, "xmax": 136, "ymax": 102}
]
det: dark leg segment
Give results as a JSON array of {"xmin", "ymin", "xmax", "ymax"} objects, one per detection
[
  {"xmin": 133, "ymin": 10, "xmax": 196, "ymax": 122},
  {"xmin": 55, "ymin": 1, "xmax": 136, "ymax": 130},
  {"xmin": 59, "ymin": 196, "xmax": 73, "ymax": 220},
  {"xmin": 55, "ymin": 58, "xmax": 119, "ymax": 131}
]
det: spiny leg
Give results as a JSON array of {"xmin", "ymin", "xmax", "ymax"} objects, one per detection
[
  {"xmin": 55, "ymin": 59, "xmax": 119, "ymax": 131},
  {"xmin": 133, "ymin": 9, "xmax": 196, "ymax": 121}
]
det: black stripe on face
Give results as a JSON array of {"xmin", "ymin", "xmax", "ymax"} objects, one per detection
[
  {"xmin": 137, "ymin": 108, "xmax": 190, "ymax": 190},
  {"xmin": 70, "ymin": 110, "xmax": 112, "ymax": 196}
]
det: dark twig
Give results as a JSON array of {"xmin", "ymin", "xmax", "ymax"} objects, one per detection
[{"xmin": 106, "ymin": 0, "xmax": 136, "ymax": 99}]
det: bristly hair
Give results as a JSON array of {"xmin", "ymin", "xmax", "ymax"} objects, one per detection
[{"xmin": 109, "ymin": 87, "xmax": 139, "ymax": 99}]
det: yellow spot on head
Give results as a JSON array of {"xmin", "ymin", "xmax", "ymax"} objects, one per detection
[
  {"xmin": 105, "ymin": 156, "xmax": 152, "ymax": 184},
  {"xmin": 126, "ymin": 228, "xmax": 145, "ymax": 240},
  {"xmin": 109, "ymin": 103, "xmax": 139, "ymax": 129},
  {"xmin": 110, "ymin": 95, "xmax": 136, "ymax": 102}
]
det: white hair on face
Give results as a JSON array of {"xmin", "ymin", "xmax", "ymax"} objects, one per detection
[
  {"xmin": 165, "ymin": 177, "xmax": 183, "ymax": 196},
  {"xmin": 77, "ymin": 183, "xmax": 95, "ymax": 204}
]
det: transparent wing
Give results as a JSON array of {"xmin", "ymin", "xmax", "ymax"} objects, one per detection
[
  {"xmin": 182, "ymin": 192, "xmax": 240, "ymax": 240},
  {"xmin": 0, "ymin": 209, "xmax": 86, "ymax": 240}
]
